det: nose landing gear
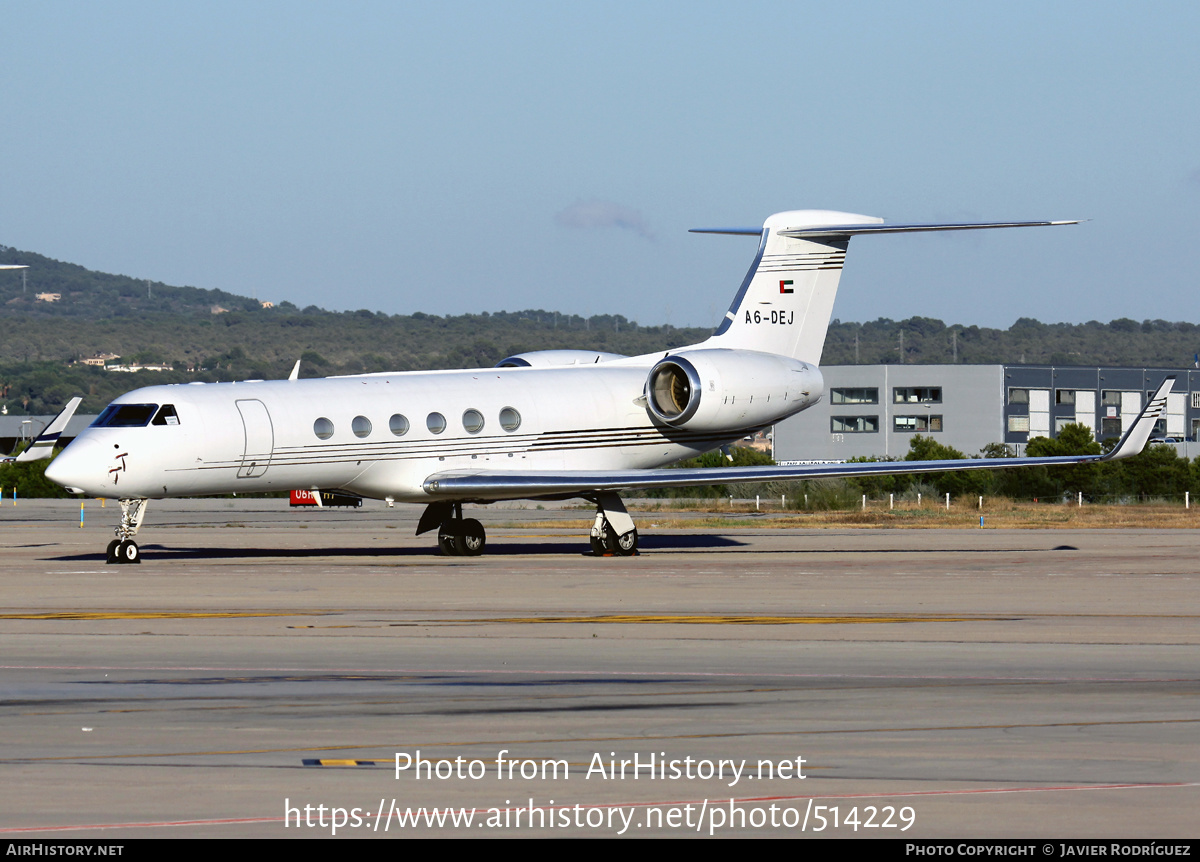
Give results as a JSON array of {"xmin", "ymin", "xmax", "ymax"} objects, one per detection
[{"xmin": 106, "ymin": 498, "xmax": 147, "ymax": 565}]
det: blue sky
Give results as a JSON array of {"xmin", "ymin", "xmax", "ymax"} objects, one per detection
[{"xmin": 2, "ymin": 1, "xmax": 1198, "ymax": 329}]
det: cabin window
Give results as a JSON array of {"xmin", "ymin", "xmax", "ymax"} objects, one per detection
[
  {"xmin": 462, "ymin": 409, "xmax": 484, "ymax": 434},
  {"xmin": 91, "ymin": 404, "xmax": 158, "ymax": 427},
  {"xmin": 499, "ymin": 407, "xmax": 521, "ymax": 432},
  {"xmin": 313, "ymin": 417, "xmax": 334, "ymax": 440},
  {"xmin": 389, "ymin": 414, "xmax": 410, "ymax": 436},
  {"xmin": 427, "ymin": 412, "xmax": 447, "ymax": 434},
  {"xmin": 352, "ymin": 415, "xmax": 372, "ymax": 438},
  {"xmin": 151, "ymin": 404, "xmax": 179, "ymax": 426}
]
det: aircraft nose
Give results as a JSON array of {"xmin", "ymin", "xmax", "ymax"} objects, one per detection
[{"xmin": 45, "ymin": 436, "xmax": 108, "ymax": 495}]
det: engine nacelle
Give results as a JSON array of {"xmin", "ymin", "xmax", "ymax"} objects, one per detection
[
  {"xmin": 644, "ymin": 349, "xmax": 823, "ymax": 432},
  {"xmin": 496, "ymin": 350, "xmax": 628, "ymax": 368}
]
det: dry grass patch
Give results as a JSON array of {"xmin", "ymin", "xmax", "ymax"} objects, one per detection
[{"xmin": 497, "ymin": 501, "xmax": 1200, "ymax": 530}]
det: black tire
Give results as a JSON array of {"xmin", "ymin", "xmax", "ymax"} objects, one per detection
[
  {"xmin": 106, "ymin": 539, "xmax": 121, "ymax": 565},
  {"xmin": 119, "ymin": 540, "xmax": 141, "ymax": 564},
  {"xmin": 438, "ymin": 520, "xmax": 462, "ymax": 556},
  {"xmin": 460, "ymin": 518, "xmax": 486, "ymax": 556},
  {"xmin": 610, "ymin": 527, "xmax": 638, "ymax": 556},
  {"xmin": 589, "ymin": 534, "xmax": 607, "ymax": 556}
]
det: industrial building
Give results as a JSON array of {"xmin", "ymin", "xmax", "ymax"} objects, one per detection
[{"xmin": 773, "ymin": 365, "xmax": 1198, "ymax": 463}]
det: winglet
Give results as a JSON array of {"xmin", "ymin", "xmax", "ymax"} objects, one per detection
[
  {"xmin": 15, "ymin": 396, "xmax": 83, "ymax": 462},
  {"xmin": 1101, "ymin": 377, "xmax": 1174, "ymax": 461},
  {"xmin": 288, "ymin": 360, "xmax": 301, "ymax": 381}
]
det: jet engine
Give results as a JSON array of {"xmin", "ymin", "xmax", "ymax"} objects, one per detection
[{"xmin": 644, "ymin": 349, "xmax": 823, "ymax": 433}]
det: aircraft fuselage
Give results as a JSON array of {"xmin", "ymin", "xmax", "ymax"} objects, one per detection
[{"xmin": 48, "ymin": 355, "xmax": 824, "ymax": 503}]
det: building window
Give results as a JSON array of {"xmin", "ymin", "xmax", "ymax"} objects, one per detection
[
  {"xmin": 1055, "ymin": 389, "xmax": 1075, "ymax": 405},
  {"xmin": 1101, "ymin": 390, "xmax": 1121, "ymax": 406},
  {"xmin": 894, "ymin": 415, "xmax": 943, "ymax": 433},
  {"xmin": 831, "ymin": 416, "xmax": 879, "ymax": 433},
  {"xmin": 1101, "ymin": 417, "xmax": 1121, "ymax": 436},
  {"xmin": 1008, "ymin": 388, "xmax": 1029, "ymax": 404},
  {"xmin": 1191, "ymin": 392, "xmax": 1200, "ymax": 410},
  {"xmin": 1008, "ymin": 415, "xmax": 1030, "ymax": 433},
  {"xmin": 831, "ymin": 387, "xmax": 878, "ymax": 405},
  {"xmin": 893, "ymin": 387, "xmax": 941, "ymax": 404}
]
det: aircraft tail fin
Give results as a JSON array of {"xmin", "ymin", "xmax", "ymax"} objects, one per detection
[
  {"xmin": 694, "ymin": 212, "xmax": 1080, "ymax": 364},
  {"xmin": 15, "ymin": 397, "xmax": 82, "ymax": 462}
]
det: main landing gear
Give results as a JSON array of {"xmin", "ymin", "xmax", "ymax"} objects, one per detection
[
  {"xmin": 438, "ymin": 512, "xmax": 487, "ymax": 557},
  {"xmin": 417, "ymin": 493, "xmax": 639, "ymax": 557},
  {"xmin": 417, "ymin": 501, "xmax": 486, "ymax": 556},
  {"xmin": 107, "ymin": 498, "xmax": 147, "ymax": 564},
  {"xmin": 589, "ymin": 492, "xmax": 638, "ymax": 556}
]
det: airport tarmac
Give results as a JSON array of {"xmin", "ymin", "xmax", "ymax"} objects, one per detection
[{"xmin": 1, "ymin": 498, "xmax": 1197, "ymax": 838}]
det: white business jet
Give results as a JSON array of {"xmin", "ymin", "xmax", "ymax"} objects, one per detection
[{"xmin": 44, "ymin": 211, "xmax": 1170, "ymax": 564}]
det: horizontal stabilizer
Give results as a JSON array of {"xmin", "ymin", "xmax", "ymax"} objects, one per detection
[
  {"xmin": 688, "ymin": 227, "xmax": 766, "ymax": 235},
  {"xmin": 778, "ymin": 220, "xmax": 1081, "ymax": 239}
]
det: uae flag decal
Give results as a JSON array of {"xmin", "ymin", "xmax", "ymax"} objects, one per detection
[{"xmin": 779, "ymin": 279, "xmax": 794, "ymax": 294}]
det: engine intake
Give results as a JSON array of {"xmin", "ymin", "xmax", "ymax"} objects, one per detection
[
  {"xmin": 646, "ymin": 358, "xmax": 701, "ymax": 425},
  {"xmin": 642, "ymin": 349, "xmax": 823, "ymax": 433}
]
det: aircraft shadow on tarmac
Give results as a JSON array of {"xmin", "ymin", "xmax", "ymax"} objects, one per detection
[
  {"xmin": 46, "ymin": 536, "xmax": 1080, "ymax": 562},
  {"xmin": 47, "ymin": 534, "xmax": 749, "ymax": 561}
]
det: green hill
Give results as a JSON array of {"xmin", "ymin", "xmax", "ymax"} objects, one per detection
[{"xmin": 1, "ymin": 243, "xmax": 1198, "ymax": 416}]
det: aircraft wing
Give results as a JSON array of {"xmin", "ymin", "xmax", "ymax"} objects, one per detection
[
  {"xmin": 422, "ymin": 379, "xmax": 1171, "ymax": 501},
  {"xmin": 690, "ymin": 220, "xmax": 1081, "ymax": 238},
  {"xmin": 13, "ymin": 397, "xmax": 83, "ymax": 463}
]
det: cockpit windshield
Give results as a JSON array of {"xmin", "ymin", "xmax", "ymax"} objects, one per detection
[{"xmin": 91, "ymin": 404, "xmax": 159, "ymax": 428}]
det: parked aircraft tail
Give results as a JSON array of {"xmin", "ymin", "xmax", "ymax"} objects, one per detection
[
  {"xmin": 693, "ymin": 211, "xmax": 1079, "ymax": 364},
  {"xmin": 13, "ymin": 397, "xmax": 82, "ymax": 462}
]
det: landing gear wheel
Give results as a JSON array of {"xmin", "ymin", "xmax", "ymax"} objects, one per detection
[
  {"xmin": 106, "ymin": 539, "xmax": 121, "ymax": 564},
  {"xmin": 592, "ymin": 518, "xmax": 638, "ymax": 556},
  {"xmin": 438, "ymin": 520, "xmax": 463, "ymax": 556},
  {"xmin": 606, "ymin": 527, "xmax": 639, "ymax": 556},
  {"xmin": 459, "ymin": 518, "xmax": 486, "ymax": 556},
  {"xmin": 112, "ymin": 540, "xmax": 141, "ymax": 564}
]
